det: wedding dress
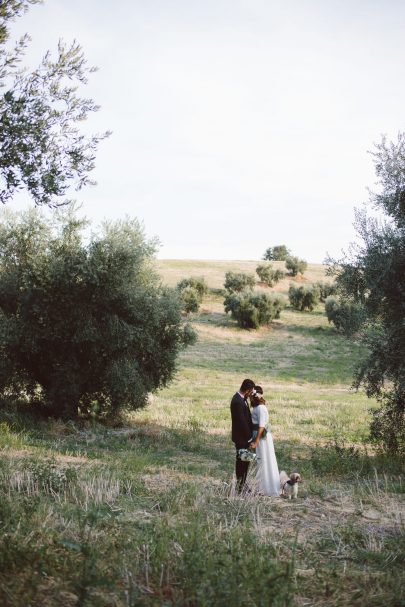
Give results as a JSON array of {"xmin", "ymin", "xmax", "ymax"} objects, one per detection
[{"xmin": 251, "ymin": 404, "xmax": 280, "ymax": 496}]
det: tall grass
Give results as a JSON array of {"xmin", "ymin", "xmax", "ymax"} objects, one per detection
[{"xmin": 0, "ymin": 260, "xmax": 404, "ymax": 606}]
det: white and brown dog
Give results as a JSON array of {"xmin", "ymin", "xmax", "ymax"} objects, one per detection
[{"xmin": 280, "ymin": 471, "xmax": 301, "ymax": 499}]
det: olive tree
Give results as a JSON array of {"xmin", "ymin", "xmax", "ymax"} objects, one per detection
[
  {"xmin": 262, "ymin": 245, "xmax": 290, "ymax": 261},
  {"xmin": 256, "ymin": 263, "xmax": 284, "ymax": 287},
  {"xmin": 0, "ymin": 0, "xmax": 109, "ymax": 206},
  {"xmin": 0, "ymin": 208, "xmax": 196, "ymax": 419},
  {"xmin": 288, "ymin": 285, "xmax": 319, "ymax": 312},
  {"xmin": 324, "ymin": 296, "xmax": 365, "ymax": 336},
  {"xmin": 285, "ymin": 256, "xmax": 307, "ymax": 277},
  {"xmin": 315, "ymin": 281, "xmax": 337, "ymax": 302},
  {"xmin": 224, "ymin": 271, "xmax": 255, "ymax": 293},
  {"xmin": 327, "ymin": 133, "xmax": 405, "ymax": 453},
  {"xmin": 224, "ymin": 292, "xmax": 285, "ymax": 329}
]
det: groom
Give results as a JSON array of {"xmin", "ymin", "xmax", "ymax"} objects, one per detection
[{"xmin": 230, "ymin": 378, "xmax": 255, "ymax": 493}]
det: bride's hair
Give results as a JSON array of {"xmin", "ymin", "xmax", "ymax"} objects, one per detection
[{"xmin": 251, "ymin": 385, "xmax": 265, "ymax": 406}]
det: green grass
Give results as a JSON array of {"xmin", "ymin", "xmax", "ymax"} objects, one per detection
[{"xmin": 0, "ymin": 260, "xmax": 404, "ymax": 607}]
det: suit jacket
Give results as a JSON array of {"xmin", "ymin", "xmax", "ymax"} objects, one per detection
[{"xmin": 230, "ymin": 392, "xmax": 253, "ymax": 448}]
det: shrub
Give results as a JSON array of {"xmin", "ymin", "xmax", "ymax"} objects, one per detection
[
  {"xmin": 26, "ymin": 459, "xmax": 78, "ymax": 494},
  {"xmin": 324, "ymin": 296, "xmax": 340, "ymax": 323},
  {"xmin": 263, "ymin": 245, "xmax": 290, "ymax": 261},
  {"xmin": 179, "ymin": 286, "xmax": 200, "ymax": 314},
  {"xmin": 315, "ymin": 281, "xmax": 337, "ymax": 302},
  {"xmin": 224, "ymin": 294, "xmax": 259, "ymax": 328},
  {"xmin": 176, "ymin": 277, "xmax": 208, "ymax": 314},
  {"xmin": 369, "ymin": 389, "xmax": 405, "ymax": 454},
  {"xmin": 224, "ymin": 271, "xmax": 255, "ymax": 293},
  {"xmin": 176, "ymin": 277, "xmax": 208, "ymax": 300},
  {"xmin": 224, "ymin": 292, "xmax": 285, "ymax": 329},
  {"xmin": 288, "ymin": 285, "xmax": 319, "ymax": 311},
  {"xmin": 310, "ymin": 440, "xmax": 366, "ymax": 476},
  {"xmin": 274, "ymin": 269, "xmax": 285, "ymax": 283},
  {"xmin": 0, "ymin": 208, "xmax": 196, "ymax": 420},
  {"xmin": 256, "ymin": 264, "xmax": 284, "ymax": 287},
  {"xmin": 325, "ymin": 296, "xmax": 365, "ymax": 336},
  {"xmin": 256, "ymin": 263, "xmax": 272, "ymax": 284},
  {"xmin": 285, "ymin": 256, "xmax": 307, "ymax": 276}
]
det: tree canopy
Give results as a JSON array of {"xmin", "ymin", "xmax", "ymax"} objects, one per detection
[
  {"xmin": 328, "ymin": 133, "xmax": 405, "ymax": 453},
  {"xmin": 0, "ymin": 208, "xmax": 195, "ymax": 419},
  {"xmin": 0, "ymin": 0, "xmax": 109, "ymax": 206},
  {"xmin": 285, "ymin": 256, "xmax": 307, "ymax": 277},
  {"xmin": 263, "ymin": 245, "xmax": 290, "ymax": 261}
]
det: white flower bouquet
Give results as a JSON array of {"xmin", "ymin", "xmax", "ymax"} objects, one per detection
[{"xmin": 237, "ymin": 448, "xmax": 257, "ymax": 462}]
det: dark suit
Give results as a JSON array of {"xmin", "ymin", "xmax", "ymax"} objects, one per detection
[{"xmin": 230, "ymin": 392, "xmax": 253, "ymax": 491}]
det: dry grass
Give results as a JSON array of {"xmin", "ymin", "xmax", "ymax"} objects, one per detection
[
  {"xmin": 155, "ymin": 259, "xmax": 331, "ymax": 292},
  {"xmin": 0, "ymin": 259, "xmax": 403, "ymax": 607}
]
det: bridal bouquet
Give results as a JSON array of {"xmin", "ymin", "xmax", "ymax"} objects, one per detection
[{"xmin": 237, "ymin": 448, "xmax": 257, "ymax": 462}]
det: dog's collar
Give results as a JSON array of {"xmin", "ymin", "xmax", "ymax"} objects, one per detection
[{"xmin": 282, "ymin": 480, "xmax": 293, "ymax": 491}]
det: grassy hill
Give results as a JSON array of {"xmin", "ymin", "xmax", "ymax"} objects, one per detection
[
  {"xmin": 155, "ymin": 259, "xmax": 331, "ymax": 290},
  {"xmin": 0, "ymin": 260, "xmax": 404, "ymax": 607}
]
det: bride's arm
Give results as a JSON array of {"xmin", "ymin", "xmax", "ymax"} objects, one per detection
[{"xmin": 250, "ymin": 425, "xmax": 264, "ymax": 449}]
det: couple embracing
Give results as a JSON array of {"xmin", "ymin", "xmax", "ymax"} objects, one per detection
[{"xmin": 230, "ymin": 378, "xmax": 279, "ymax": 496}]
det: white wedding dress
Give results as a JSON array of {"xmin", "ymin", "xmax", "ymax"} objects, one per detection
[{"xmin": 251, "ymin": 404, "xmax": 280, "ymax": 496}]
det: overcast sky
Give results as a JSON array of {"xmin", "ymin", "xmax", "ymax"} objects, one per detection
[{"xmin": 9, "ymin": 0, "xmax": 405, "ymax": 261}]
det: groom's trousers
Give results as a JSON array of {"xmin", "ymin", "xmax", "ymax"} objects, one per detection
[{"xmin": 235, "ymin": 446, "xmax": 250, "ymax": 493}]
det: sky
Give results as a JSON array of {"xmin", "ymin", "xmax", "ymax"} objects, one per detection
[{"xmin": 8, "ymin": 0, "xmax": 405, "ymax": 262}]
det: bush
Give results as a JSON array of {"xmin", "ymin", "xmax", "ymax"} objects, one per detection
[
  {"xmin": 26, "ymin": 459, "xmax": 78, "ymax": 494},
  {"xmin": 310, "ymin": 440, "xmax": 366, "ymax": 476},
  {"xmin": 179, "ymin": 286, "xmax": 200, "ymax": 314},
  {"xmin": 324, "ymin": 296, "xmax": 340, "ymax": 322},
  {"xmin": 274, "ymin": 269, "xmax": 285, "ymax": 283},
  {"xmin": 369, "ymin": 389, "xmax": 405, "ymax": 455},
  {"xmin": 288, "ymin": 286, "xmax": 319, "ymax": 311},
  {"xmin": 0, "ymin": 208, "xmax": 196, "ymax": 420},
  {"xmin": 224, "ymin": 271, "xmax": 255, "ymax": 293},
  {"xmin": 263, "ymin": 245, "xmax": 290, "ymax": 261},
  {"xmin": 285, "ymin": 256, "xmax": 307, "ymax": 276},
  {"xmin": 256, "ymin": 264, "xmax": 284, "ymax": 287},
  {"xmin": 315, "ymin": 281, "xmax": 337, "ymax": 302},
  {"xmin": 325, "ymin": 296, "xmax": 365, "ymax": 336},
  {"xmin": 176, "ymin": 277, "xmax": 208, "ymax": 300},
  {"xmin": 176, "ymin": 277, "xmax": 208, "ymax": 314},
  {"xmin": 224, "ymin": 292, "xmax": 285, "ymax": 329},
  {"xmin": 256, "ymin": 263, "xmax": 272, "ymax": 284}
]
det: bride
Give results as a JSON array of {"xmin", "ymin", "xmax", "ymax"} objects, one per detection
[{"xmin": 249, "ymin": 386, "xmax": 280, "ymax": 496}]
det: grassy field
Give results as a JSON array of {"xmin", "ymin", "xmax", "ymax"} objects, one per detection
[
  {"xmin": 155, "ymin": 259, "xmax": 331, "ymax": 290},
  {"xmin": 0, "ymin": 260, "xmax": 404, "ymax": 607}
]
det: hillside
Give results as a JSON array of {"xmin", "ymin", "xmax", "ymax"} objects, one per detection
[
  {"xmin": 155, "ymin": 259, "xmax": 331, "ymax": 291},
  {"xmin": 0, "ymin": 260, "xmax": 403, "ymax": 607}
]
